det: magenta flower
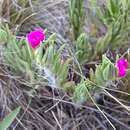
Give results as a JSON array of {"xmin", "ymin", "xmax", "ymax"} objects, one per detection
[
  {"xmin": 116, "ymin": 58, "xmax": 129, "ymax": 77},
  {"xmin": 26, "ymin": 30, "xmax": 45, "ymax": 49}
]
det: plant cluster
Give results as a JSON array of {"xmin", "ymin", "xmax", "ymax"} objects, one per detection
[{"xmin": 1, "ymin": 0, "xmax": 130, "ymax": 128}]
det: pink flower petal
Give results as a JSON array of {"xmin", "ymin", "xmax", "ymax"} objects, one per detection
[
  {"xmin": 116, "ymin": 58, "xmax": 129, "ymax": 78},
  {"xmin": 116, "ymin": 58, "xmax": 128, "ymax": 69},
  {"xmin": 117, "ymin": 67, "xmax": 127, "ymax": 77},
  {"xmin": 26, "ymin": 30, "xmax": 45, "ymax": 49}
]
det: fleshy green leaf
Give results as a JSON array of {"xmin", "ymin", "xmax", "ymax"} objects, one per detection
[{"xmin": 0, "ymin": 107, "xmax": 20, "ymax": 130}]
